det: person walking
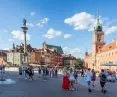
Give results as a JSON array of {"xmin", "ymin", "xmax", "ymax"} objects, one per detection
[
  {"xmin": 81, "ymin": 69, "xmax": 84, "ymax": 77},
  {"xmin": 91, "ymin": 69, "xmax": 96, "ymax": 87},
  {"xmin": 38, "ymin": 67, "xmax": 41, "ymax": 77},
  {"xmin": 55, "ymin": 68, "xmax": 58, "ymax": 77},
  {"xmin": 74, "ymin": 70, "xmax": 78, "ymax": 90},
  {"xmin": 85, "ymin": 68, "xmax": 93, "ymax": 92},
  {"xmin": 99, "ymin": 69, "xmax": 107, "ymax": 94},
  {"xmin": 49, "ymin": 68, "xmax": 53, "ymax": 78},
  {"xmin": 62, "ymin": 71, "xmax": 70, "ymax": 90},
  {"xmin": 24, "ymin": 67, "xmax": 28, "ymax": 79},
  {"xmin": 69, "ymin": 68, "xmax": 75, "ymax": 91},
  {"xmin": 19, "ymin": 66, "xmax": 22, "ymax": 75},
  {"xmin": 28, "ymin": 66, "xmax": 33, "ymax": 80}
]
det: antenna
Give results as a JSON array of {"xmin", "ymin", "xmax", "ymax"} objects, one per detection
[
  {"xmin": 96, "ymin": 9, "xmax": 100, "ymax": 24},
  {"xmin": 97, "ymin": 9, "xmax": 99, "ymax": 17}
]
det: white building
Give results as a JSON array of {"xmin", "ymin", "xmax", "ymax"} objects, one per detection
[{"xmin": 7, "ymin": 52, "xmax": 23, "ymax": 66}]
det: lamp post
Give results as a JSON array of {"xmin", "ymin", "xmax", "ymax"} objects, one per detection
[{"xmin": 21, "ymin": 18, "xmax": 28, "ymax": 66}]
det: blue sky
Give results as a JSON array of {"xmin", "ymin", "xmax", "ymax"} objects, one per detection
[{"xmin": 0, "ymin": 0, "xmax": 117, "ymax": 58}]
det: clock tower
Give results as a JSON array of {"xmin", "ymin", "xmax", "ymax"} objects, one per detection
[{"xmin": 92, "ymin": 15, "xmax": 105, "ymax": 53}]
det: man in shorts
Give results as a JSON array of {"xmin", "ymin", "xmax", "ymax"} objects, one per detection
[
  {"xmin": 99, "ymin": 69, "xmax": 107, "ymax": 94},
  {"xmin": 85, "ymin": 68, "xmax": 93, "ymax": 92},
  {"xmin": 69, "ymin": 68, "xmax": 75, "ymax": 91}
]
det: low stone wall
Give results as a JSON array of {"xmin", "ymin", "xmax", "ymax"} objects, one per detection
[{"xmin": 5, "ymin": 67, "xmax": 18, "ymax": 72}]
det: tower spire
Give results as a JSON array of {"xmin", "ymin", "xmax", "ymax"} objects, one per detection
[
  {"xmin": 13, "ymin": 43, "xmax": 15, "ymax": 51},
  {"xmin": 96, "ymin": 9, "xmax": 100, "ymax": 24},
  {"xmin": 94, "ymin": 9, "xmax": 102, "ymax": 31}
]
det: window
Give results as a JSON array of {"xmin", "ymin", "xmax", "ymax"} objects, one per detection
[
  {"xmin": 115, "ymin": 51, "xmax": 117, "ymax": 54},
  {"xmin": 98, "ymin": 39, "xmax": 101, "ymax": 42},
  {"xmin": 109, "ymin": 46, "xmax": 112, "ymax": 49}
]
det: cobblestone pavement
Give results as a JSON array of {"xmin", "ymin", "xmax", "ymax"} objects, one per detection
[{"xmin": 0, "ymin": 71, "xmax": 117, "ymax": 97}]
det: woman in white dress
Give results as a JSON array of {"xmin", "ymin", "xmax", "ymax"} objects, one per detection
[{"xmin": 69, "ymin": 68, "xmax": 75, "ymax": 90}]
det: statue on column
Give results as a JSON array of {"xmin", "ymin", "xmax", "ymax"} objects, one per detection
[{"xmin": 23, "ymin": 18, "xmax": 26, "ymax": 26}]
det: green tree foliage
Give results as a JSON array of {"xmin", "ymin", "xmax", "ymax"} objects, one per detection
[
  {"xmin": 63, "ymin": 61, "xmax": 70, "ymax": 66},
  {"xmin": 75, "ymin": 58, "xmax": 84, "ymax": 69}
]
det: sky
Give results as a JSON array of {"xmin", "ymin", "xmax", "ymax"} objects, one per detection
[{"xmin": 0, "ymin": 0, "xmax": 117, "ymax": 58}]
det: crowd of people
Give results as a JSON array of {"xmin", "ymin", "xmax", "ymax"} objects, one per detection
[
  {"xmin": 18, "ymin": 65, "xmax": 117, "ymax": 94},
  {"xmin": 62, "ymin": 68, "xmax": 117, "ymax": 94},
  {"xmin": 62, "ymin": 68, "xmax": 78, "ymax": 91},
  {"xmin": 38, "ymin": 66, "xmax": 58, "ymax": 79},
  {"xmin": 19, "ymin": 66, "xmax": 58, "ymax": 80},
  {"xmin": 19, "ymin": 65, "xmax": 34, "ymax": 80}
]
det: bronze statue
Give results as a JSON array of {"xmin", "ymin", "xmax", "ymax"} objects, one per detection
[{"xmin": 23, "ymin": 18, "xmax": 26, "ymax": 26}]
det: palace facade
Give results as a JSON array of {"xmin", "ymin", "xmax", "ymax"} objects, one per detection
[{"xmin": 84, "ymin": 16, "xmax": 117, "ymax": 72}]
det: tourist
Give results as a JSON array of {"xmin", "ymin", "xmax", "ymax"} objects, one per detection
[
  {"xmin": 91, "ymin": 69, "xmax": 96, "ymax": 87},
  {"xmin": 74, "ymin": 70, "xmax": 78, "ymax": 90},
  {"xmin": 46, "ymin": 68, "xmax": 49, "ymax": 76},
  {"xmin": 74, "ymin": 70, "xmax": 78, "ymax": 84},
  {"xmin": 85, "ymin": 68, "xmax": 92, "ymax": 92},
  {"xmin": 99, "ymin": 69, "xmax": 107, "ymax": 94},
  {"xmin": 49, "ymin": 67, "xmax": 53, "ymax": 78},
  {"xmin": 28, "ymin": 66, "xmax": 33, "ymax": 80},
  {"xmin": 81, "ymin": 69, "xmax": 84, "ymax": 77},
  {"xmin": 24, "ymin": 67, "xmax": 28, "ymax": 79},
  {"xmin": 38, "ymin": 67, "xmax": 41, "ymax": 77},
  {"xmin": 55, "ymin": 68, "xmax": 58, "ymax": 77},
  {"xmin": 69, "ymin": 68, "xmax": 75, "ymax": 91},
  {"xmin": 52, "ymin": 68, "xmax": 55, "ymax": 77},
  {"xmin": 62, "ymin": 71, "xmax": 69, "ymax": 90},
  {"xmin": 112, "ymin": 71, "xmax": 116, "ymax": 81},
  {"xmin": 19, "ymin": 66, "xmax": 22, "ymax": 75}
]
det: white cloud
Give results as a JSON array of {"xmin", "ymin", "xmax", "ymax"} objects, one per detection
[
  {"xmin": 63, "ymin": 47, "xmax": 82, "ymax": 57},
  {"xmin": 3, "ymin": 48, "xmax": 10, "ymax": 50},
  {"xmin": 11, "ymin": 30, "xmax": 30, "ymax": 41},
  {"xmin": 104, "ymin": 26, "xmax": 117, "ymax": 35},
  {"xmin": 36, "ymin": 18, "xmax": 49, "ymax": 27},
  {"xmin": 65, "ymin": 12, "xmax": 117, "ymax": 35},
  {"xmin": 27, "ymin": 23, "xmax": 34, "ymax": 27},
  {"xmin": 44, "ymin": 28, "xmax": 62, "ymax": 39},
  {"xmin": 64, "ymin": 12, "xmax": 95, "ymax": 30},
  {"xmin": 30, "ymin": 12, "xmax": 36, "ymax": 16},
  {"xmin": 64, "ymin": 34, "xmax": 71, "ymax": 39}
]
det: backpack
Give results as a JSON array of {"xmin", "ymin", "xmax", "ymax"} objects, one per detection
[{"xmin": 100, "ymin": 73, "xmax": 107, "ymax": 82}]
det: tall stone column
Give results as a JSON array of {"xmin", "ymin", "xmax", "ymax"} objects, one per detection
[{"xmin": 21, "ymin": 18, "xmax": 28, "ymax": 65}]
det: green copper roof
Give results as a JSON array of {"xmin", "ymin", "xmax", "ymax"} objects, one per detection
[
  {"xmin": 46, "ymin": 44, "xmax": 63, "ymax": 54},
  {"xmin": 94, "ymin": 16, "xmax": 102, "ymax": 31}
]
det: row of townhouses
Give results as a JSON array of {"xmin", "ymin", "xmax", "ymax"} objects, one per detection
[{"xmin": 6, "ymin": 42, "xmax": 76, "ymax": 67}]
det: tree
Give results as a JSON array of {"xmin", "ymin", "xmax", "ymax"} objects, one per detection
[
  {"xmin": 63, "ymin": 60, "xmax": 70, "ymax": 67},
  {"xmin": 75, "ymin": 58, "xmax": 84, "ymax": 69}
]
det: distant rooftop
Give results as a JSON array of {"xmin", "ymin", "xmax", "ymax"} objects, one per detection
[
  {"xmin": 98, "ymin": 40, "xmax": 117, "ymax": 53},
  {"xmin": 46, "ymin": 44, "xmax": 63, "ymax": 54}
]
